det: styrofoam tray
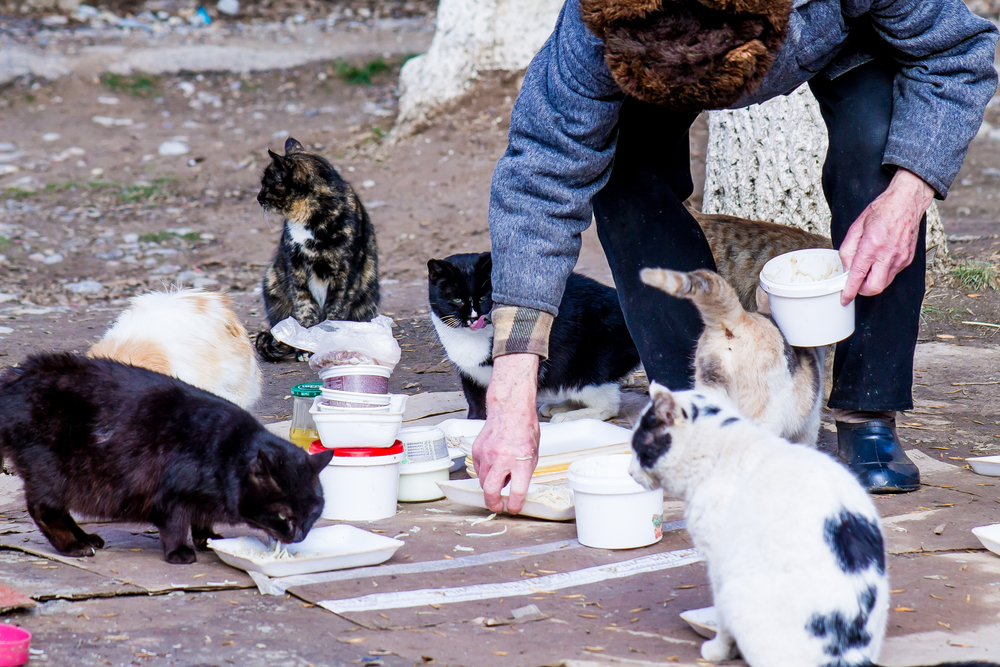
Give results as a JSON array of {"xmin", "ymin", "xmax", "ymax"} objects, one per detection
[
  {"xmin": 972, "ymin": 524, "xmax": 1000, "ymax": 557},
  {"xmin": 968, "ymin": 455, "xmax": 1000, "ymax": 477},
  {"xmin": 440, "ymin": 418, "xmax": 633, "ymax": 458},
  {"xmin": 679, "ymin": 606, "xmax": 718, "ymax": 639},
  {"xmin": 207, "ymin": 525, "xmax": 404, "ymax": 577},
  {"xmin": 437, "ymin": 478, "xmax": 575, "ymax": 521}
]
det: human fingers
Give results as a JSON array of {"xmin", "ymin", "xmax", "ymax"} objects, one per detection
[
  {"xmin": 481, "ymin": 466, "xmax": 511, "ymax": 513},
  {"xmin": 857, "ymin": 256, "xmax": 893, "ymax": 298},
  {"xmin": 505, "ymin": 462, "xmax": 534, "ymax": 514},
  {"xmin": 838, "ymin": 222, "xmax": 866, "ymax": 306}
]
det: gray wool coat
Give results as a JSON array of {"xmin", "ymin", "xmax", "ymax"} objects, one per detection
[{"xmin": 488, "ymin": 0, "xmax": 999, "ymax": 318}]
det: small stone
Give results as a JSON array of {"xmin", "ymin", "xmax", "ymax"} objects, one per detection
[
  {"xmin": 43, "ymin": 254, "xmax": 64, "ymax": 265},
  {"xmin": 41, "ymin": 15, "xmax": 69, "ymax": 25},
  {"xmin": 151, "ymin": 264, "xmax": 181, "ymax": 275},
  {"xmin": 91, "ymin": 168, "xmax": 104, "ymax": 177},
  {"xmin": 271, "ymin": 130, "xmax": 289, "ymax": 140},
  {"xmin": 92, "ymin": 116, "xmax": 133, "ymax": 128},
  {"xmin": 0, "ymin": 165, "xmax": 17, "ymax": 176},
  {"xmin": 0, "ymin": 294, "xmax": 17, "ymax": 303},
  {"xmin": 158, "ymin": 141, "xmax": 190, "ymax": 157},
  {"xmin": 361, "ymin": 179, "xmax": 376, "ymax": 189},
  {"xmin": 193, "ymin": 277, "xmax": 220, "ymax": 288},
  {"xmin": 0, "ymin": 326, "xmax": 12, "ymax": 335},
  {"xmin": 41, "ymin": 132, "xmax": 61, "ymax": 142},
  {"xmin": 65, "ymin": 280, "xmax": 104, "ymax": 294},
  {"xmin": 200, "ymin": 233, "xmax": 215, "ymax": 241},
  {"xmin": 28, "ymin": 253, "xmax": 46, "ymax": 263},
  {"xmin": 177, "ymin": 81, "xmax": 196, "ymax": 97},
  {"xmin": 6, "ymin": 176, "xmax": 42, "ymax": 192},
  {"xmin": 122, "ymin": 233, "xmax": 139, "ymax": 243},
  {"xmin": 97, "ymin": 96, "xmax": 120, "ymax": 106},
  {"xmin": 217, "ymin": 0, "xmax": 239, "ymax": 15},
  {"xmin": 933, "ymin": 524, "xmax": 946, "ymax": 535}
]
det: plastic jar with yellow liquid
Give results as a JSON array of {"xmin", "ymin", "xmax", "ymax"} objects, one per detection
[{"xmin": 289, "ymin": 382, "xmax": 322, "ymax": 450}]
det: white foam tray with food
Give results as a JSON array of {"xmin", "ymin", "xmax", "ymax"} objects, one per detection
[
  {"xmin": 208, "ymin": 525, "xmax": 404, "ymax": 577},
  {"xmin": 437, "ymin": 478, "xmax": 575, "ymax": 521},
  {"xmin": 439, "ymin": 418, "xmax": 634, "ymax": 483}
]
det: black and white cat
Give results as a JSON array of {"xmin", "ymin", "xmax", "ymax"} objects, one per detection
[
  {"xmin": 427, "ymin": 252, "xmax": 640, "ymax": 421},
  {"xmin": 631, "ymin": 384, "xmax": 888, "ymax": 665}
]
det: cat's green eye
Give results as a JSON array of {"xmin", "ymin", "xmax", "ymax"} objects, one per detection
[
  {"xmin": 452, "ymin": 298, "xmax": 463, "ymax": 304},
  {"xmin": 278, "ymin": 513, "xmax": 288, "ymax": 521}
]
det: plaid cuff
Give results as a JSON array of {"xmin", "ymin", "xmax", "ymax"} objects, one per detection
[{"xmin": 491, "ymin": 306, "xmax": 554, "ymax": 360}]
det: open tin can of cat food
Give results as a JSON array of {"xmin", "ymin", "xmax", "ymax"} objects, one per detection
[{"xmin": 759, "ymin": 248, "xmax": 854, "ymax": 347}]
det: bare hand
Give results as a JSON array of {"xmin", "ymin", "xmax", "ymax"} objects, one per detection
[
  {"xmin": 472, "ymin": 354, "xmax": 540, "ymax": 513},
  {"xmin": 839, "ymin": 169, "xmax": 935, "ymax": 305}
]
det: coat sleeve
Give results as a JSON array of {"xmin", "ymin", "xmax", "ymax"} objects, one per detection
[
  {"xmin": 870, "ymin": 0, "xmax": 998, "ymax": 198},
  {"xmin": 488, "ymin": 0, "xmax": 623, "ymax": 334}
]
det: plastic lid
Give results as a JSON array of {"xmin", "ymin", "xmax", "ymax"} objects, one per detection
[
  {"xmin": 291, "ymin": 382, "xmax": 323, "ymax": 398},
  {"xmin": 333, "ymin": 442, "xmax": 404, "ymax": 457}
]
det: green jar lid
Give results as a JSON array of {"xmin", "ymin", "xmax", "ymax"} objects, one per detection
[{"xmin": 291, "ymin": 382, "xmax": 322, "ymax": 398}]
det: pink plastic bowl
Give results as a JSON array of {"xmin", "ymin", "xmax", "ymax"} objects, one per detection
[{"xmin": 0, "ymin": 625, "xmax": 31, "ymax": 666}]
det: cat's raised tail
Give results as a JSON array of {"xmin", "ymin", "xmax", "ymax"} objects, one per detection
[{"xmin": 640, "ymin": 268, "xmax": 745, "ymax": 332}]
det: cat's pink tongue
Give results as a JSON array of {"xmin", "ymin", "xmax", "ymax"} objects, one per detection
[{"xmin": 470, "ymin": 315, "xmax": 488, "ymax": 330}]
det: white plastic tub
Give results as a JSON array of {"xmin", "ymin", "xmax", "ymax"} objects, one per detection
[
  {"xmin": 319, "ymin": 443, "xmax": 404, "ymax": 521},
  {"xmin": 759, "ymin": 248, "xmax": 855, "ymax": 347},
  {"xmin": 398, "ymin": 426, "xmax": 449, "ymax": 464},
  {"xmin": 568, "ymin": 454, "xmax": 664, "ymax": 549},
  {"xmin": 310, "ymin": 394, "xmax": 407, "ymax": 448},
  {"xmin": 968, "ymin": 455, "xmax": 1000, "ymax": 477},
  {"xmin": 319, "ymin": 365, "xmax": 391, "ymax": 394},
  {"xmin": 397, "ymin": 457, "xmax": 451, "ymax": 502}
]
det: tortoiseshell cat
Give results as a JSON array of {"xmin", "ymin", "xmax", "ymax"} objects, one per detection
[
  {"xmin": 691, "ymin": 207, "xmax": 832, "ymax": 312},
  {"xmin": 255, "ymin": 137, "xmax": 380, "ymax": 361},
  {"xmin": 641, "ymin": 268, "xmax": 824, "ymax": 445},
  {"xmin": 0, "ymin": 354, "xmax": 333, "ymax": 564}
]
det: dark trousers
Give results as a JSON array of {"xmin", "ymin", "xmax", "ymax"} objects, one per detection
[{"xmin": 592, "ymin": 58, "xmax": 925, "ymax": 411}]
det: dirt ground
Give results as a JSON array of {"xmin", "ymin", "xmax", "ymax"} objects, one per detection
[{"xmin": 0, "ymin": 2, "xmax": 999, "ymax": 666}]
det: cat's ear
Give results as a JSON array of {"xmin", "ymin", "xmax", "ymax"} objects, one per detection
[
  {"xmin": 427, "ymin": 259, "xmax": 452, "ymax": 283},
  {"xmin": 284, "ymin": 137, "xmax": 306, "ymax": 154},
  {"xmin": 267, "ymin": 149, "xmax": 285, "ymax": 165},
  {"xmin": 249, "ymin": 450, "xmax": 281, "ymax": 491},
  {"xmin": 755, "ymin": 287, "xmax": 771, "ymax": 315},
  {"xmin": 474, "ymin": 252, "xmax": 493, "ymax": 275},
  {"xmin": 309, "ymin": 449, "xmax": 334, "ymax": 472},
  {"xmin": 649, "ymin": 382, "xmax": 678, "ymax": 426}
]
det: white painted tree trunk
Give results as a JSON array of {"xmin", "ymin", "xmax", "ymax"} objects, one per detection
[
  {"xmin": 392, "ymin": 0, "xmax": 562, "ymax": 137},
  {"xmin": 703, "ymin": 85, "xmax": 947, "ymax": 271}
]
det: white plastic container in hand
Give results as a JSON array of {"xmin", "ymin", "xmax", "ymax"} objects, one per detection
[
  {"xmin": 567, "ymin": 454, "xmax": 664, "ymax": 549},
  {"xmin": 319, "ymin": 443, "xmax": 404, "ymax": 521},
  {"xmin": 397, "ymin": 457, "xmax": 451, "ymax": 502},
  {"xmin": 758, "ymin": 248, "xmax": 854, "ymax": 347}
]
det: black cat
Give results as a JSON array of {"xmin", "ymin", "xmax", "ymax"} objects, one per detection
[
  {"xmin": 255, "ymin": 136, "xmax": 380, "ymax": 361},
  {"xmin": 427, "ymin": 252, "xmax": 640, "ymax": 421},
  {"xmin": 0, "ymin": 353, "xmax": 333, "ymax": 564}
]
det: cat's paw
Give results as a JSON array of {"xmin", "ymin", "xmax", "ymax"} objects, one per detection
[
  {"xmin": 165, "ymin": 546, "xmax": 197, "ymax": 564},
  {"xmin": 700, "ymin": 635, "xmax": 737, "ymax": 662},
  {"xmin": 57, "ymin": 542, "xmax": 98, "ymax": 558},
  {"xmin": 295, "ymin": 350, "xmax": 311, "ymax": 363},
  {"xmin": 549, "ymin": 408, "xmax": 617, "ymax": 423},
  {"xmin": 539, "ymin": 402, "xmax": 571, "ymax": 418},
  {"xmin": 193, "ymin": 531, "xmax": 223, "ymax": 551},
  {"xmin": 81, "ymin": 532, "xmax": 105, "ymax": 550}
]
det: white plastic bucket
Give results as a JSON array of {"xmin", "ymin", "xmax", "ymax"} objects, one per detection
[
  {"xmin": 398, "ymin": 426, "xmax": 449, "ymax": 464},
  {"xmin": 758, "ymin": 248, "xmax": 855, "ymax": 347},
  {"xmin": 568, "ymin": 454, "xmax": 664, "ymax": 550},
  {"xmin": 397, "ymin": 457, "xmax": 451, "ymax": 502},
  {"xmin": 319, "ymin": 443, "xmax": 403, "ymax": 521}
]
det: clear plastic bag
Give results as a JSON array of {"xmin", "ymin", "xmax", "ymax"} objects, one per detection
[{"xmin": 269, "ymin": 315, "xmax": 401, "ymax": 371}]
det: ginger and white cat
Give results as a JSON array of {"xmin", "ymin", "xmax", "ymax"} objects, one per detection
[
  {"xmin": 640, "ymin": 268, "xmax": 823, "ymax": 445},
  {"xmin": 630, "ymin": 385, "xmax": 889, "ymax": 666},
  {"xmin": 89, "ymin": 289, "xmax": 262, "ymax": 409}
]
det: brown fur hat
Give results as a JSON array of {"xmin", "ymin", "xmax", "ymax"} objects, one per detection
[{"xmin": 580, "ymin": 0, "xmax": 792, "ymax": 111}]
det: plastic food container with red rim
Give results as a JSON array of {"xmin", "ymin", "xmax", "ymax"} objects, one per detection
[
  {"xmin": 318, "ymin": 442, "xmax": 403, "ymax": 521},
  {"xmin": 0, "ymin": 625, "xmax": 30, "ymax": 667}
]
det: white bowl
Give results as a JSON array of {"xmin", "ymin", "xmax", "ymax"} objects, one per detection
[
  {"xmin": 398, "ymin": 425, "xmax": 449, "ymax": 464},
  {"xmin": 310, "ymin": 395, "xmax": 407, "ymax": 448},
  {"xmin": 971, "ymin": 524, "xmax": 1000, "ymax": 557},
  {"xmin": 679, "ymin": 607, "xmax": 718, "ymax": 639},
  {"xmin": 397, "ymin": 457, "xmax": 451, "ymax": 502},
  {"xmin": 759, "ymin": 248, "xmax": 854, "ymax": 347},
  {"xmin": 207, "ymin": 525, "xmax": 404, "ymax": 577},
  {"xmin": 968, "ymin": 455, "xmax": 1000, "ymax": 477}
]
